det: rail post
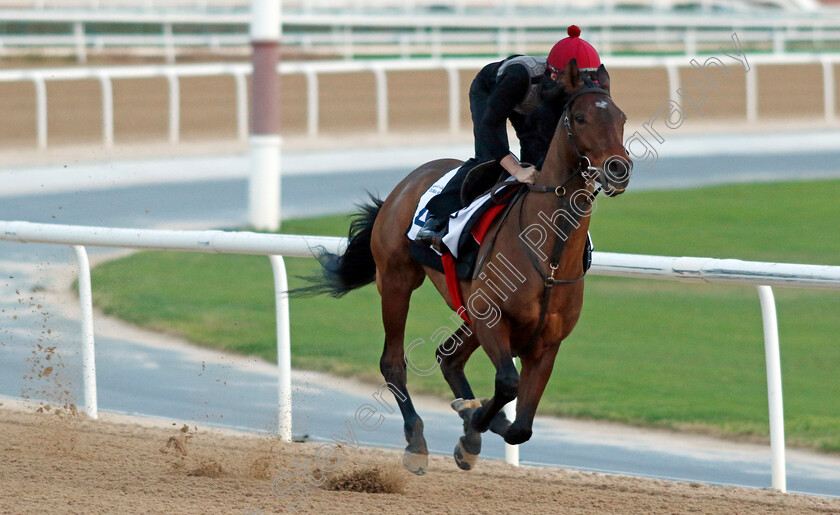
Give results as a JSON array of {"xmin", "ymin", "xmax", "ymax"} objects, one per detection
[
  {"xmin": 33, "ymin": 76, "xmax": 47, "ymax": 150},
  {"xmin": 504, "ymin": 356, "xmax": 519, "ymax": 466},
  {"xmin": 270, "ymin": 255, "xmax": 293, "ymax": 442},
  {"xmin": 822, "ymin": 58, "xmax": 836, "ymax": 123},
  {"xmin": 163, "ymin": 23, "xmax": 176, "ymax": 64},
  {"xmin": 445, "ymin": 64, "xmax": 460, "ymax": 134},
  {"xmin": 73, "ymin": 245, "xmax": 98, "ymax": 420},
  {"xmin": 305, "ymin": 69, "xmax": 319, "ymax": 137},
  {"xmin": 373, "ymin": 66, "xmax": 388, "ymax": 135},
  {"xmin": 666, "ymin": 62, "xmax": 680, "ymax": 106},
  {"xmin": 98, "ymin": 73, "xmax": 114, "ymax": 148},
  {"xmin": 249, "ymin": 0, "xmax": 282, "ymax": 231},
  {"xmin": 746, "ymin": 64, "xmax": 758, "ymax": 123},
  {"xmin": 167, "ymin": 72, "xmax": 180, "ymax": 144},
  {"xmin": 233, "ymin": 71, "xmax": 249, "ymax": 142},
  {"xmin": 757, "ymin": 285, "xmax": 786, "ymax": 492},
  {"xmin": 73, "ymin": 22, "xmax": 87, "ymax": 64}
]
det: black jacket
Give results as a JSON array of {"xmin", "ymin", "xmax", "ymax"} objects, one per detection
[{"xmin": 470, "ymin": 57, "xmax": 569, "ymax": 168}]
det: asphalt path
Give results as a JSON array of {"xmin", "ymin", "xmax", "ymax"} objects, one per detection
[{"xmin": 2, "ymin": 130, "xmax": 840, "ymax": 496}]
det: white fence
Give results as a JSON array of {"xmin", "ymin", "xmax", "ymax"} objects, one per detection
[
  {"xmin": 2, "ymin": 7, "xmax": 840, "ymax": 62},
  {"xmin": 0, "ymin": 53, "xmax": 838, "ymax": 149},
  {"xmin": 2, "ymin": 220, "xmax": 840, "ymax": 491},
  {"xmin": 5, "ymin": 0, "xmax": 823, "ymax": 12}
]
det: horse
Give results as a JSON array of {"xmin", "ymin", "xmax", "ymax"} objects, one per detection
[{"xmin": 296, "ymin": 58, "xmax": 632, "ymax": 474}]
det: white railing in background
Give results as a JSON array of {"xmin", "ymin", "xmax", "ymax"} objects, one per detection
[
  {"xmin": 2, "ymin": 8, "xmax": 840, "ymax": 62},
  {"xmin": 7, "ymin": 27, "xmax": 840, "ymax": 63},
  {"xmin": 0, "ymin": 53, "xmax": 837, "ymax": 149},
  {"xmin": 3, "ymin": 220, "xmax": 840, "ymax": 491},
  {"xmin": 6, "ymin": 0, "xmax": 823, "ymax": 12}
]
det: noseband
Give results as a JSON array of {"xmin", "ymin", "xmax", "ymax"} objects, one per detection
[
  {"xmin": 562, "ymin": 86, "xmax": 613, "ymax": 187},
  {"xmin": 529, "ymin": 86, "xmax": 610, "ymax": 199}
]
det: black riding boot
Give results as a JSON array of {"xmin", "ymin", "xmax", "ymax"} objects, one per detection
[{"xmin": 415, "ymin": 214, "xmax": 448, "ymax": 252}]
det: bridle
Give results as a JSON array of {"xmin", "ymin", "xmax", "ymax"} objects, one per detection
[
  {"xmin": 523, "ymin": 86, "xmax": 612, "ymax": 280},
  {"xmin": 471, "ymin": 85, "xmax": 619, "ymax": 344},
  {"xmin": 518, "ymin": 85, "xmax": 614, "ymax": 347},
  {"xmin": 529, "ymin": 86, "xmax": 612, "ymax": 199}
]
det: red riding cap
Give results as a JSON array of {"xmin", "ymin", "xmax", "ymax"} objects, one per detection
[{"xmin": 547, "ymin": 25, "xmax": 601, "ymax": 72}]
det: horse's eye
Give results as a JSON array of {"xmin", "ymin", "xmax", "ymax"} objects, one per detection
[{"xmin": 574, "ymin": 114, "xmax": 585, "ymax": 123}]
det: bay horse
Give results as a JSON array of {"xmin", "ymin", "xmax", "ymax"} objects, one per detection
[{"xmin": 298, "ymin": 59, "xmax": 631, "ymax": 474}]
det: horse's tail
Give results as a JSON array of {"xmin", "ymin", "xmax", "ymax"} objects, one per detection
[{"xmin": 290, "ymin": 194, "xmax": 383, "ymax": 298}]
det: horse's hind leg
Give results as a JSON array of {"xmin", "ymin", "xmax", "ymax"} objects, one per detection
[
  {"xmin": 438, "ymin": 327, "xmax": 511, "ymax": 470},
  {"xmin": 378, "ymin": 269, "xmax": 429, "ymax": 475},
  {"xmin": 436, "ymin": 325, "xmax": 479, "ymax": 400}
]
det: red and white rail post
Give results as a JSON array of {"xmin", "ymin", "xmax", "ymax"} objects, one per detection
[
  {"xmin": 249, "ymin": 0, "xmax": 281, "ymax": 231},
  {"xmin": 249, "ymin": 0, "xmax": 290, "ymax": 441}
]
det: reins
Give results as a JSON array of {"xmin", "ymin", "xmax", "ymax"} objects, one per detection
[
  {"xmin": 517, "ymin": 86, "xmax": 610, "ymax": 348},
  {"xmin": 522, "ymin": 86, "xmax": 609, "ymax": 285},
  {"xmin": 467, "ymin": 85, "xmax": 611, "ymax": 348}
]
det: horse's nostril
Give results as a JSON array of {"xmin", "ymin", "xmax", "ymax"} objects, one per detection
[{"xmin": 606, "ymin": 157, "xmax": 632, "ymax": 181}]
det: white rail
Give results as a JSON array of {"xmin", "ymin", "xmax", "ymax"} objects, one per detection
[
  {"xmin": 0, "ymin": 221, "xmax": 343, "ymax": 443},
  {"xmin": 7, "ymin": 27, "xmax": 840, "ymax": 62},
  {"xmin": 2, "ymin": 220, "xmax": 839, "ymax": 490},
  {"xmin": 0, "ymin": 53, "xmax": 838, "ymax": 149},
  {"xmin": 6, "ymin": 0, "xmax": 821, "ymax": 11},
  {"xmin": 3, "ymin": 6, "xmax": 840, "ymax": 61}
]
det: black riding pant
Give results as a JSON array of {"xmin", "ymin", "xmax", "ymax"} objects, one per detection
[{"xmin": 424, "ymin": 69, "xmax": 513, "ymax": 219}]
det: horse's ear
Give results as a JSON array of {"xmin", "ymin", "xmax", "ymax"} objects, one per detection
[
  {"xmin": 597, "ymin": 64, "xmax": 610, "ymax": 93},
  {"xmin": 563, "ymin": 58, "xmax": 582, "ymax": 92}
]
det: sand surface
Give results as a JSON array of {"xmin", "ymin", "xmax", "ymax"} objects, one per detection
[{"xmin": 1, "ymin": 403, "xmax": 838, "ymax": 514}]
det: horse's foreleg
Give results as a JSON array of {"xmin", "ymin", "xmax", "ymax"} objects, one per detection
[
  {"xmin": 437, "ymin": 327, "xmax": 482, "ymax": 470},
  {"xmin": 452, "ymin": 323, "xmax": 518, "ymax": 435},
  {"xmin": 379, "ymin": 279, "xmax": 429, "ymax": 475},
  {"xmin": 438, "ymin": 327, "xmax": 512, "ymax": 471},
  {"xmin": 503, "ymin": 344, "xmax": 561, "ymax": 445}
]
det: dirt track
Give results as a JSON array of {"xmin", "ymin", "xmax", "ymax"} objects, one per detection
[{"xmin": 1, "ymin": 406, "xmax": 838, "ymax": 514}]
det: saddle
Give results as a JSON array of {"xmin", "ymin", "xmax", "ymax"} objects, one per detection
[
  {"xmin": 460, "ymin": 160, "xmax": 507, "ymax": 206},
  {"xmin": 409, "ymin": 181, "xmax": 524, "ymax": 280},
  {"xmin": 408, "ymin": 167, "xmax": 593, "ymax": 324}
]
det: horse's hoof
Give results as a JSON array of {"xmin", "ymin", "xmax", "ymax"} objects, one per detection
[
  {"xmin": 488, "ymin": 410, "xmax": 512, "ymax": 437},
  {"xmin": 450, "ymin": 398, "xmax": 482, "ymax": 414},
  {"xmin": 453, "ymin": 439, "xmax": 479, "ymax": 471},
  {"xmin": 402, "ymin": 451, "xmax": 429, "ymax": 475},
  {"xmin": 504, "ymin": 421, "xmax": 533, "ymax": 445}
]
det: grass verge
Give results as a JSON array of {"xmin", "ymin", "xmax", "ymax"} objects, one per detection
[{"xmin": 90, "ymin": 180, "xmax": 840, "ymax": 452}]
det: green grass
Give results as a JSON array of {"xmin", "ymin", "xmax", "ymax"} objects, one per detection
[{"xmin": 89, "ymin": 180, "xmax": 840, "ymax": 453}]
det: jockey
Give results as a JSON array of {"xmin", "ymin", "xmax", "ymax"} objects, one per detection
[{"xmin": 416, "ymin": 25, "xmax": 602, "ymax": 250}]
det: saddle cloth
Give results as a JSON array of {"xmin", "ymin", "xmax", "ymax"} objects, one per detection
[
  {"xmin": 406, "ymin": 167, "xmax": 594, "ymax": 324},
  {"xmin": 406, "ymin": 168, "xmax": 519, "ymax": 258}
]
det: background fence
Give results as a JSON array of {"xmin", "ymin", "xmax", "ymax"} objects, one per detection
[
  {"xmin": 2, "ymin": 0, "xmax": 826, "ymax": 12},
  {"xmin": 2, "ymin": 6, "xmax": 840, "ymax": 62},
  {"xmin": 2, "ymin": 219, "xmax": 840, "ymax": 491},
  {"xmin": 0, "ymin": 53, "xmax": 837, "ymax": 150}
]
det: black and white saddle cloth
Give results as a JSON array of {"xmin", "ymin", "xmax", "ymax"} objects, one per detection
[
  {"xmin": 405, "ymin": 167, "xmax": 594, "ymax": 278},
  {"xmin": 406, "ymin": 168, "xmax": 519, "ymax": 257}
]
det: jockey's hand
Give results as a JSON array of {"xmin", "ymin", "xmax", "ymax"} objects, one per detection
[
  {"xmin": 500, "ymin": 154, "xmax": 539, "ymax": 184},
  {"xmin": 511, "ymin": 164, "xmax": 539, "ymax": 184}
]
